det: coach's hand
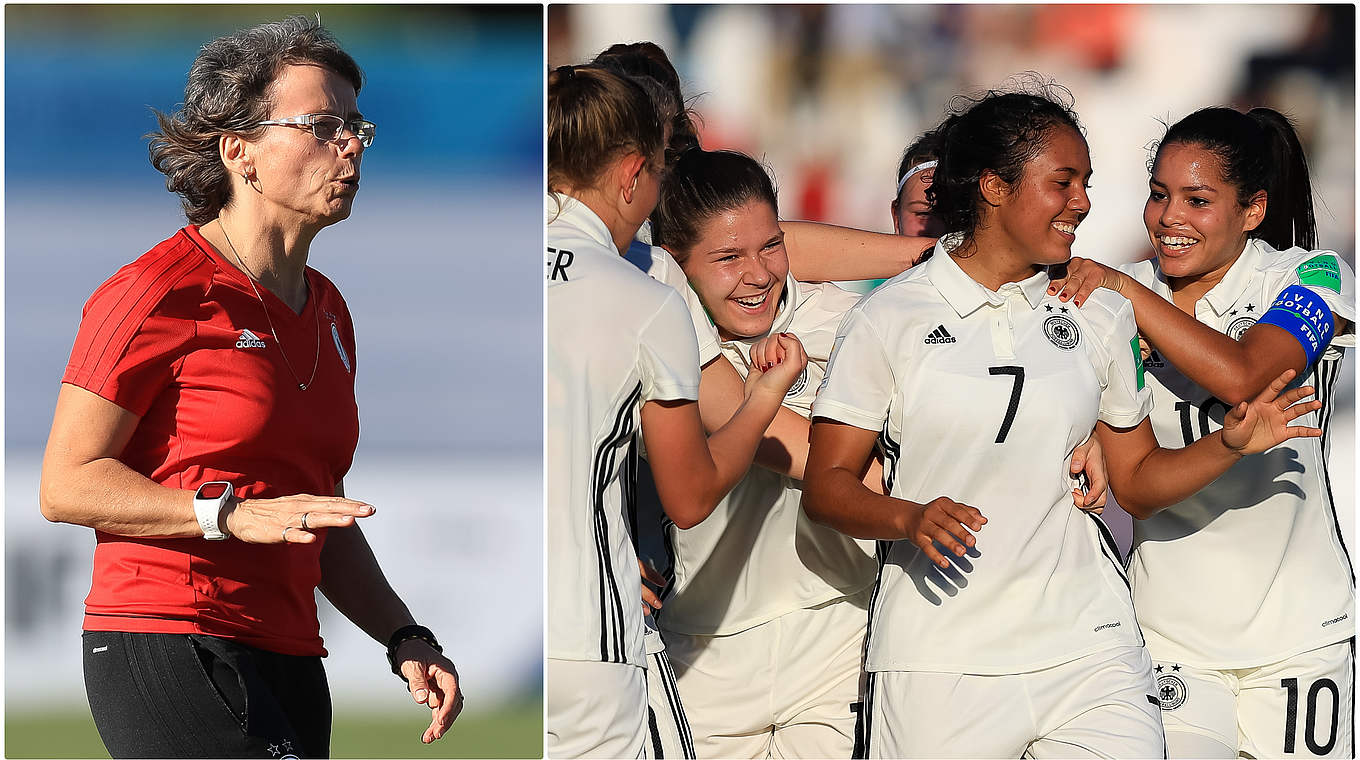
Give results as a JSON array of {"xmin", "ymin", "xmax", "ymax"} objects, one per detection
[
  {"xmin": 222, "ymin": 494, "xmax": 374, "ymax": 543},
  {"xmin": 903, "ymin": 497, "xmax": 986, "ymax": 570},
  {"xmin": 396, "ymin": 639, "xmax": 464, "ymax": 743},
  {"xmin": 1220, "ymin": 368, "xmax": 1321, "ymax": 456}
]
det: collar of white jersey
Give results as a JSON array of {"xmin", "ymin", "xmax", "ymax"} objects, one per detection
[
  {"xmin": 719, "ymin": 274, "xmax": 801, "ymax": 355},
  {"xmin": 546, "ymin": 192, "xmax": 617, "ymax": 255},
  {"xmin": 1199, "ymin": 238, "xmax": 1268, "ymax": 316},
  {"xmin": 927, "ymin": 233, "xmax": 1052, "ymax": 317}
]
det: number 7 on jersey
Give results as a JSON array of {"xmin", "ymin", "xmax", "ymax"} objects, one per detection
[{"xmin": 988, "ymin": 366, "xmax": 1025, "ymax": 444}]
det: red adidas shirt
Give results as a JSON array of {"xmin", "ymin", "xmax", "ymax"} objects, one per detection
[{"xmin": 63, "ymin": 225, "xmax": 360, "ymax": 656}]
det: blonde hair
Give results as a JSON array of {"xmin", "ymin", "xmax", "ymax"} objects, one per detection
[{"xmin": 547, "ymin": 65, "xmax": 663, "ymax": 196}]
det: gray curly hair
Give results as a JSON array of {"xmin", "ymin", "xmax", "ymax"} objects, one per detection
[{"xmin": 148, "ymin": 16, "xmax": 364, "ymax": 224}]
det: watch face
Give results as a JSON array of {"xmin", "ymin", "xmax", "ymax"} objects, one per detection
[{"xmin": 197, "ymin": 482, "xmax": 229, "ymax": 500}]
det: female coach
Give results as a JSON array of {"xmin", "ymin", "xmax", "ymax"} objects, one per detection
[
  {"xmin": 1051, "ymin": 106, "xmax": 1355, "ymax": 758},
  {"xmin": 802, "ymin": 83, "xmax": 1323, "ymax": 758},
  {"xmin": 40, "ymin": 17, "xmax": 460, "ymax": 757}
]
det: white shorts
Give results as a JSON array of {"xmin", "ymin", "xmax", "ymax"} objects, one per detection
[
  {"xmin": 864, "ymin": 645, "xmax": 1166, "ymax": 758},
  {"xmin": 663, "ymin": 591, "xmax": 868, "ymax": 759},
  {"xmin": 1154, "ymin": 639, "xmax": 1354, "ymax": 759},
  {"xmin": 645, "ymin": 648, "xmax": 696, "ymax": 759},
  {"xmin": 547, "ymin": 658, "xmax": 647, "ymax": 759}
]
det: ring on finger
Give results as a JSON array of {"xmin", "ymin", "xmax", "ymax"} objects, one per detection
[
  {"xmin": 301, "ymin": 512, "xmax": 310, "ymax": 530},
  {"xmin": 282, "ymin": 525, "xmax": 292, "ymax": 541}
]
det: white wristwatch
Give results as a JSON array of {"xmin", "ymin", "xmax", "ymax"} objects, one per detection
[{"xmin": 193, "ymin": 481, "xmax": 233, "ymax": 540}]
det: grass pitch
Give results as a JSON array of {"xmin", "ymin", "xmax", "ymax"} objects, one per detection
[{"xmin": 5, "ymin": 697, "xmax": 542, "ymax": 758}]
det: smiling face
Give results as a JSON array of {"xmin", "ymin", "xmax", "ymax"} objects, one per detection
[
  {"xmin": 893, "ymin": 167, "xmax": 948, "ymax": 238},
  {"xmin": 246, "ymin": 63, "xmax": 365, "ymax": 227},
  {"xmin": 673, "ymin": 198, "xmax": 788, "ymax": 341},
  {"xmin": 1143, "ymin": 141, "xmax": 1264, "ymax": 281},
  {"xmin": 984, "ymin": 125, "xmax": 1092, "ymax": 269}
]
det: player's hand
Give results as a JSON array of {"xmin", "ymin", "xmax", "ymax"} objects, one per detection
[
  {"xmin": 1069, "ymin": 434, "xmax": 1108, "ymax": 513},
  {"xmin": 1136, "ymin": 333, "xmax": 1154, "ymax": 362},
  {"xmin": 1221, "ymin": 368, "xmax": 1321, "ymax": 456},
  {"xmin": 861, "ymin": 456, "xmax": 887, "ymax": 496},
  {"xmin": 1048, "ymin": 257, "xmax": 1126, "ymax": 307},
  {"xmin": 222, "ymin": 494, "xmax": 374, "ymax": 543},
  {"xmin": 639, "ymin": 558, "xmax": 665, "ymax": 616},
  {"xmin": 749, "ymin": 333, "xmax": 786, "ymax": 374},
  {"xmin": 746, "ymin": 333, "xmax": 807, "ymax": 400},
  {"xmin": 902, "ymin": 496, "xmax": 986, "ymax": 570},
  {"xmin": 396, "ymin": 639, "xmax": 464, "ymax": 743}
]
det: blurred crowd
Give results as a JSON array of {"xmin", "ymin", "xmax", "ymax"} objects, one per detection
[{"xmin": 549, "ymin": 4, "xmax": 1354, "ymax": 270}]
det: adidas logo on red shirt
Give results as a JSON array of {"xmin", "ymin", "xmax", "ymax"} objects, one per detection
[{"xmin": 236, "ymin": 329, "xmax": 267, "ymax": 349}]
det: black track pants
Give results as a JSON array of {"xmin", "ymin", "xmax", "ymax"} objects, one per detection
[{"xmin": 83, "ymin": 631, "xmax": 332, "ymax": 758}]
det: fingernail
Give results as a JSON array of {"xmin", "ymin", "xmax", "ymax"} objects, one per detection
[{"xmin": 416, "ymin": 689, "xmax": 429, "ymax": 701}]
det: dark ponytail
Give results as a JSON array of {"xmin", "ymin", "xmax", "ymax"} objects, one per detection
[
  {"xmin": 1155, "ymin": 106, "xmax": 1315, "ymax": 250},
  {"xmin": 591, "ymin": 41, "xmax": 699, "ymax": 161}
]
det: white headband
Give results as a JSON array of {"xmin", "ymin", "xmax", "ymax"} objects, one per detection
[{"xmin": 896, "ymin": 160, "xmax": 938, "ymax": 196}]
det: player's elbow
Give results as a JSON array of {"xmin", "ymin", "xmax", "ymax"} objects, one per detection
[
  {"xmin": 1118, "ymin": 498, "xmax": 1161, "ymax": 521},
  {"xmin": 662, "ymin": 492, "xmax": 718, "ymax": 530},
  {"xmin": 800, "ymin": 485, "xmax": 836, "ymax": 528},
  {"xmin": 1215, "ymin": 380, "xmax": 1256, "ymax": 408},
  {"xmin": 665, "ymin": 504, "xmax": 708, "ymax": 531}
]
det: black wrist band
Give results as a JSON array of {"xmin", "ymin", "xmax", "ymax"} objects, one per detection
[{"xmin": 386, "ymin": 624, "xmax": 442, "ymax": 681}]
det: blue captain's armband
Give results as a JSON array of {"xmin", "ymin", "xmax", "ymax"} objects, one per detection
[{"xmin": 1256, "ymin": 285, "xmax": 1335, "ymax": 365}]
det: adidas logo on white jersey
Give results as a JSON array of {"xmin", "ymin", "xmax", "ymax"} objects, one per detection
[
  {"xmin": 236, "ymin": 329, "xmax": 267, "ymax": 349},
  {"xmin": 923, "ymin": 325, "xmax": 957, "ymax": 344}
]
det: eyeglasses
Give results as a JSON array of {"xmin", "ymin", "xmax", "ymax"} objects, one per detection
[{"xmin": 256, "ymin": 113, "xmax": 376, "ymax": 148}]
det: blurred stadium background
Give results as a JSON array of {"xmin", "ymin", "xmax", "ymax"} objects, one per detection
[
  {"xmin": 550, "ymin": 3, "xmax": 1355, "ymax": 552},
  {"xmin": 6, "ymin": 5, "xmax": 541, "ymax": 757}
]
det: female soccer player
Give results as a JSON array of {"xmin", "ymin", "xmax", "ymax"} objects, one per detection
[
  {"xmin": 40, "ymin": 18, "xmax": 460, "ymax": 756},
  {"xmin": 801, "ymin": 84, "xmax": 1324, "ymax": 758},
  {"xmin": 891, "ymin": 128, "xmax": 948, "ymax": 240},
  {"xmin": 853, "ymin": 128, "xmax": 949, "ymax": 293},
  {"xmin": 546, "ymin": 65, "xmax": 805, "ymax": 758},
  {"xmin": 648, "ymin": 148, "xmax": 877, "ymax": 758},
  {"xmin": 1049, "ymin": 106, "xmax": 1355, "ymax": 758},
  {"xmin": 590, "ymin": 44, "xmax": 1106, "ymax": 757}
]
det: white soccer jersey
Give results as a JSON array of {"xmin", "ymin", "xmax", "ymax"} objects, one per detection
[
  {"xmin": 659, "ymin": 276, "xmax": 878, "ymax": 636},
  {"xmin": 628, "ymin": 221, "xmax": 722, "ymax": 366},
  {"xmin": 1124, "ymin": 238, "xmax": 1356, "ymax": 669},
  {"xmin": 547, "ymin": 194, "xmax": 702, "ymax": 667},
  {"xmin": 813, "ymin": 241, "xmax": 1152, "ymax": 674}
]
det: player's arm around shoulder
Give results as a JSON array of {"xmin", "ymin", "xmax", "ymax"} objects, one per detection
[{"xmin": 1059, "ymin": 254, "xmax": 1340, "ymax": 405}]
